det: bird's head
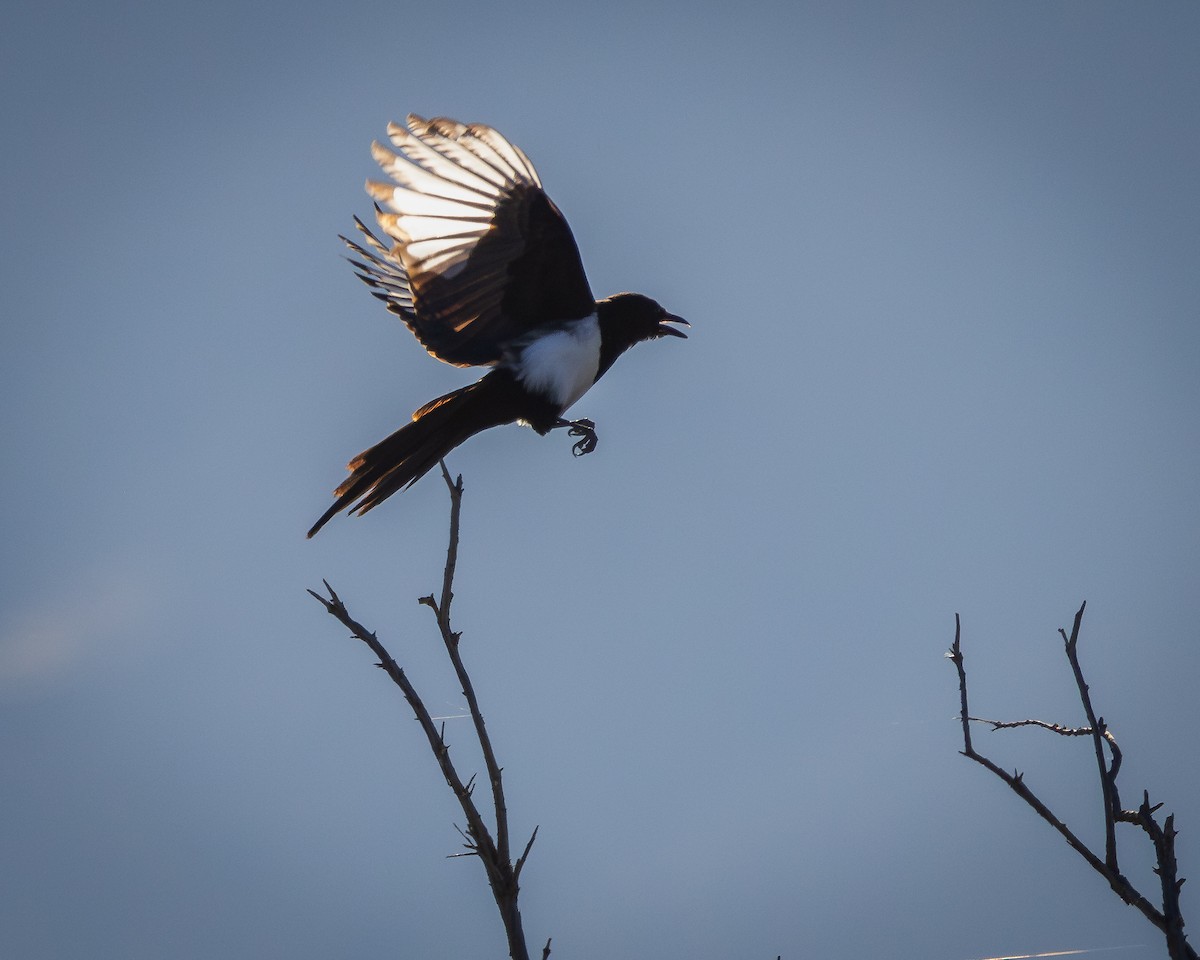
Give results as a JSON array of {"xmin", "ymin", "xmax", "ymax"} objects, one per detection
[{"xmin": 598, "ymin": 292, "xmax": 689, "ymax": 345}]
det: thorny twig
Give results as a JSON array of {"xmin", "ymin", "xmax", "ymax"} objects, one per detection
[
  {"xmin": 310, "ymin": 465, "xmax": 543, "ymax": 960},
  {"xmin": 419, "ymin": 462, "xmax": 515, "ymax": 868},
  {"xmin": 948, "ymin": 604, "xmax": 1194, "ymax": 960}
]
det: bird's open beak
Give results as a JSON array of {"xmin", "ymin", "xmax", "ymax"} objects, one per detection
[{"xmin": 657, "ymin": 313, "xmax": 689, "ymax": 339}]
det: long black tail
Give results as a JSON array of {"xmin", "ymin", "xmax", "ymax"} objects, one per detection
[{"xmin": 307, "ymin": 375, "xmax": 519, "ymax": 538}]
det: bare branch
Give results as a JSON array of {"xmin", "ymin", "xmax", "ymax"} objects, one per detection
[
  {"xmin": 949, "ymin": 608, "xmax": 1195, "ymax": 959},
  {"xmin": 310, "ymin": 470, "xmax": 541, "ymax": 960},
  {"xmin": 308, "ymin": 579, "xmax": 500, "ymax": 870},
  {"xmin": 947, "ymin": 613, "xmax": 972, "ymax": 756},
  {"xmin": 514, "ymin": 825, "xmax": 540, "ymax": 881},
  {"xmin": 1056, "ymin": 601, "xmax": 1123, "ymax": 871},
  {"xmin": 423, "ymin": 462, "xmax": 514, "ymax": 868},
  {"xmin": 970, "ymin": 716, "xmax": 1094, "ymax": 736},
  {"xmin": 436, "ymin": 460, "xmax": 463, "ymax": 621}
]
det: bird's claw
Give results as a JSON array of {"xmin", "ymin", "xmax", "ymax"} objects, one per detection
[{"xmin": 567, "ymin": 419, "xmax": 597, "ymax": 457}]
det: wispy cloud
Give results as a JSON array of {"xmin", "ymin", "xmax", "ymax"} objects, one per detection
[{"xmin": 0, "ymin": 562, "xmax": 161, "ymax": 688}]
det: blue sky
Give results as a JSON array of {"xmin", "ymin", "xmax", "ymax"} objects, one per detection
[{"xmin": 2, "ymin": 1, "xmax": 1198, "ymax": 958}]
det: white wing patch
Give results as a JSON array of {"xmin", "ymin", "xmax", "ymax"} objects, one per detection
[
  {"xmin": 511, "ymin": 316, "xmax": 600, "ymax": 411},
  {"xmin": 366, "ymin": 117, "xmax": 541, "ymax": 279}
]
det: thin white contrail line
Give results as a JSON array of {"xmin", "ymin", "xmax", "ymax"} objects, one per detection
[{"xmin": 969, "ymin": 946, "xmax": 1142, "ymax": 960}]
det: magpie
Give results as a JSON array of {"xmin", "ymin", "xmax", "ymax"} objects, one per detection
[{"xmin": 307, "ymin": 115, "xmax": 687, "ymax": 538}]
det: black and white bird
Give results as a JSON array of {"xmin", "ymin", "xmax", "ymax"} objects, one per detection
[{"xmin": 307, "ymin": 115, "xmax": 687, "ymax": 538}]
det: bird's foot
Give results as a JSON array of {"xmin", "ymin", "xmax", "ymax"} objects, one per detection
[{"xmin": 554, "ymin": 418, "xmax": 598, "ymax": 457}]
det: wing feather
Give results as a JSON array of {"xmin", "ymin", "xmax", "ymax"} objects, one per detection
[
  {"xmin": 367, "ymin": 144, "xmax": 494, "ymax": 206},
  {"xmin": 382, "ymin": 124, "xmax": 506, "ymax": 197},
  {"xmin": 388, "ymin": 119, "xmax": 512, "ymax": 190},
  {"xmin": 343, "ymin": 117, "xmax": 594, "ymax": 366}
]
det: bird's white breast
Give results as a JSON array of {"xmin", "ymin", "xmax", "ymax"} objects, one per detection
[{"xmin": 513, "ymin": 315, "xmax": 601, "ymax": 411}]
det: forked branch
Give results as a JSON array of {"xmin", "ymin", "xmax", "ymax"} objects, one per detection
[
  {"xmin": 948, "ymin": 604, "xmax": 1193, "ymax": 960},
  {"xmin": 309, "ymin": 466, "xmax": 542, "ymax": 960}
]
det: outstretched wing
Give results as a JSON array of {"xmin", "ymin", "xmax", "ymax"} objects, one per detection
[{"xmin": 342, "ymin": 115, "xmax": 596, "ymax": 367}]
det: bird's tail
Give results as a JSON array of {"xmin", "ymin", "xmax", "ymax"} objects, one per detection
[{"xmin": 307, "ymin": 376, "xmax": 518, "ymax": 538}]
